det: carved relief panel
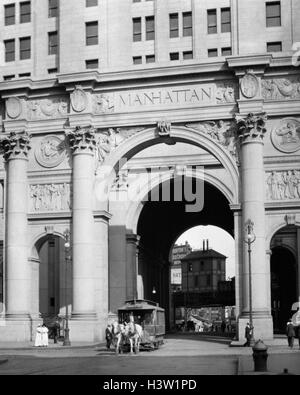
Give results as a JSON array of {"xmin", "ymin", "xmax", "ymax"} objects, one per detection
[
  {"xmin": 266, "ymin": 170, "xmax": 300, "ymax": 201},
  {"xmin": 271, "ymin": 118, "xmax": 300, "ymax": 154},
  {"xmin": 29, "ymin": 183, "xmax": 71, "ymax": 213},
  {"xmin": 35, "ymin": 135, "xmax": 66, "ymax": 168}
]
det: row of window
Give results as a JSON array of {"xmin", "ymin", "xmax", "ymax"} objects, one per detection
[
  {"xmin": 4, "ymin": 0, "xmax": 58, "ymax": 25},
  {"xmin": 4, "ymin": 32, "xmax": 58, "ymax": 62},
  {"xmin": 3, "ymin": 68, "xmax": 57, "ymax": 81}
]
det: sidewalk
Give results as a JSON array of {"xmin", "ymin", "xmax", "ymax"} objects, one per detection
[{"xmin": 0, "ymin": 341, "xmax": 103, "ymax": 351}]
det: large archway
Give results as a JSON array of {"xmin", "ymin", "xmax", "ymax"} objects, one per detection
[{"xmin": 136, "ymin": 177, "xmax": 234, "ymax": 328}]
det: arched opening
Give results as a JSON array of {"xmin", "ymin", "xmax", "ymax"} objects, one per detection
[
  {"xmin": 36, "ymin": 235, "xmax": 72, "ymax": 321},
  {"xmin": 271, "ymin": 226, "xmax": 298, "ymax": 333},
  {"xmin": 136, "ymin": 177, "xmax": 234, "ymax": 329}
]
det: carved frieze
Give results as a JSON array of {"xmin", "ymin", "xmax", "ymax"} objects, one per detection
[
  {"xmin": 271, "ymin": 118, "xmax": 300, "ymax": 154},
  {"xmin": 30, "ymin": 183, "xmax": 71, "ymax": 212},
  {"xmin": 93, "ymin": 94, "xmax": 115, "ymax": 114},
  {"xmin": 27, "ymin": 97, "xmax": 68, "ymax": 120},
  {"xmin": 35, "ymin": 135, "xmax": 66, "ymax": 168},
  {"xmin": 185, "ymin": 121, "xmax": 238, "ymax": 160},
  {"xmin": 215, "ymin": 82, "xmax": 237, "ymax": 104},
  {"xmin": 6, "ymin": 97, "xmax": 22, "ymax": 119},
  {"xmin": 0, "ymin": 131, "xmax": 31, "ymax": 161},
  {"xmin": 266, "ymin": 170, "xmax": 300, "ymax": 201},
  {"xmin": 240, "ymin": 71, "xmax": 259, "ymax": 99},
  {"xmin": 262, "ymin": 77, "xmax": 300, "ymax": 100}
]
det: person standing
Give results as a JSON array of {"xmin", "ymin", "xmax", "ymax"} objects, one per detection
[
  {"xmin": 53, "ymin": 319, "xmax": 61, "ymax": 344},
  {"xmin": 105, "ymin": 324, "xmax": 113, "ymax": 350},
  {"xmin": 34, "ymin": 325, "xmax": 43, "ymax": 347},
  {"xmin": 244, "ymin": 323, "xmax": 252, "ymax": 347},
  {"xmin": 41, "ymin": 324, "xmax": 49, "ymax": 348},
  {"xmin": 286, "ymin": 319, "xmax": 295, "ymax": 349}
]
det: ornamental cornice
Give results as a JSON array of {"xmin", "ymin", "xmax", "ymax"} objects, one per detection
[{"xmin": 0, "ymin": 131, "xmax": 32, "ymax": 161}]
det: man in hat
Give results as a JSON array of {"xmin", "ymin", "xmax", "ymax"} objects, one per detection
[
  {"xmin": 286, "ymin": 319, "xmax": 296, "ymax": 349},
  {"xmin": 244, "ymin": 323, "xmax": 252, "ymax": 347},
  {"xmin": 105, "ymin": 324, "xmax": 113, "ymax": 350}
]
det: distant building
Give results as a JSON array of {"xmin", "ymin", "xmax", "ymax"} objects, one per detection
[
  {"xmin": 181, "ymin": 240, "xmax": 226, "ymax": 294},
  {"xmin": 170, "ymin": 241, "xmax": 192, "ymax": 291}
]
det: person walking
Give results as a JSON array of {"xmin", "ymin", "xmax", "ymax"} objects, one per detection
[
  {"xmin": 53, "ymin": 319, "xmax": 61, "ymax": 344},
  {"xmin": 286, "ymin": 319, "xmax": 295, "ymax": 349},
  {"xmin": 105, "ymin": 324, "xmax": 113, "ymax": 350},
  {"xmin": 244, "ymin": 323, "xmax": 252, "ymax": 347}
]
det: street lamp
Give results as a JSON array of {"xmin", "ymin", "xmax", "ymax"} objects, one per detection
[
  {"xmin": 244, "ymin": 219, "xmax": 256, "ymax": 347},
  {"xmin": 63, "ymin": 229, "xmax": 71, "ymax": 347}
]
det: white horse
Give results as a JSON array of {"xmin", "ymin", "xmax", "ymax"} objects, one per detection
[
  {"xmin": 125, "ymin": 322, "xmax": 143, "ymax": 354},
  {"xmin": 111, "ymin": 322, "xmax": 126, "ymax": 355}
]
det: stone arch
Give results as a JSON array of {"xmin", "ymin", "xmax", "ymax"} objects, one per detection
[
  {"xmin": 96, "ymin": 126, "xmax": 239, "ymax": 209},
  {"xmin": 30, "ymin": 231, "xmax": 66, "ymax": 260},
  {"xmin": 125, "ymin": 169, "xmax": 234, "ymax": 235},
  {"xmin": 266, "ymin": 220, "xmax": 300, "ymax": 250}
]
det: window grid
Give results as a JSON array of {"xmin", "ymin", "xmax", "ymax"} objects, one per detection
[
  {"xmin": 182, "ymin": 12, "xmax": 192, "ymax": 37},
  {"xmin": 146, "ymin": 16, "xmax": 155, "ymax": 41},
  {"xmin": 86, "ymin": 0, "xmax": 98, "ymax": 7},
  {"xmin": 267, "ymin": 41, "xmax": 282, "ymax": 52},
  {"xmin": 48, "ymin": 32, "xmax": 58, "ymax": 55},
  {"xmin": 86, "ymin": 59, "xmax": 99, "ymax": 69},
  {"xmin": 146, "ymin": 54, "xmax": 155, "ymax": 63},
  {"xmin": 169, "ymin": 13, "xmax": 179, "ymax": 38},
  {"xmin": 183, "ymin": 51, "xmax": 193, "ymax": 60},
  {"xmin": 4, "ymin": 39, "xmax": 15, "ymax": 62},
  {"xmin": 20, "ymin": 37, "xmax": 31, "ymax": 60},
  {"xmin": 266, "ymin": 1, "xmax": 281, "ymax": 27},
  {"xmin": 133, "ymin": 17, "xmax": 142, "ymax": 42},
  {"xmin": 221, "ymin": 8, "xmax": 231, "ymax": 33},
  {"xmin": 49, "ymin": 0, "xmax": 58, "ymax": 18},
  {"xmin": 207, "ymin": 9, "xmax": 217, "ymax": 34}
]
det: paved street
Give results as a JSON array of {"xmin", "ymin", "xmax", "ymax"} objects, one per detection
[{"xmin": 0, "ymin": 334, "xmax": 299, "ymax": 375}]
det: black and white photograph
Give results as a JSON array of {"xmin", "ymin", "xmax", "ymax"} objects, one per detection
[{"xmin": 0, "ymin": 0, "xmax": 300, "ymax": 381}]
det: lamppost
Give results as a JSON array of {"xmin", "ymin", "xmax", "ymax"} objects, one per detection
[
  {"xmin": 244, "ymin": 219, "xmax": 256, "ymax": 347},
  {"xmin": 63, "ymin": 229, "xmax": 71, "ymax": 347}
]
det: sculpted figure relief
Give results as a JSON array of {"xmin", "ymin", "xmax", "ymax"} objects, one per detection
[
  {"xmin": 35, "ymin": 136, "xmax": 66, "ymax": 168},
  {"xmin": 266, "ymin": 170, "xmax": 300, "ymax": 200},
  {"xmin": 30, "ymin": 183, "xmax": 71, "ymax": 212},
  {"xmin": 262, "ymin": 78, "xmax": 300, "ymax": 100},
  {"xmin": 271, "ymin": 118, "xmax": 300, "ymax": 153},
  {"xmin": 93, "ymin": 94, "xmax": 115, "ymax": 114},
  {"xmin": 216, "ymin": 84, "xmax": 236, "ymax": 104},
  {"xmin": 27, "ymin": 98, "xmax": 68, "ymax": 120}
]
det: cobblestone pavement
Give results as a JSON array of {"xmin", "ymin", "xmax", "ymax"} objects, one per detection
[{"xmin": 0, "ymin": 334, "xmax": 299, "ymax": 375}]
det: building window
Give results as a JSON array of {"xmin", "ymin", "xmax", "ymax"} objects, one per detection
[
  {"xmin": 20, "ymin": 1, "xmax": 31, "ymax": 23},
  {"xmin": 206, "ymin": 274, "xmax": 211, "ymax": 287},
  {"xmin": 49, "ymin": 0, "xmax": 58, "ymax": 18},
  {"xmin": 183, "ymin": 12, "xmax": 192, "ymax": 37},
  {"xmin": 20, "ymin": 37, "xmax": 31, "ymax": 60},
  {"xmin": 183, "ymin": 51, "xmax": 193, "ymax": 60},
  {"xmin": 4, "ymin": 39, "xmax": 15, "ymax": 62},
  {"xmin": 48, "ymin": 68, "xmax": 58, "ymax": 74},
  {"xmin": 146, "ymin": 54, "xmax": 155, "ymax": 63},
  {"xmin": 221, "ymin": 8, "xmax": 231, "ymax": 33},
  {"xmin": 86, "ymin": 0, "xmax": 98, "ymax": 6},
  {"xmin": 86, "ymin": 22, "xmax": 98, "ymax": 45},
  {"xmin": 194, "ymin": 275, "xmax": 199, "ymax": 288},
  {"xmin": 48, "ymin": 31, "xmax": 58, "ymax": 55},
  {"xmin": 133, "ymin": 0, "xmax": 141, "ymax": 2},
  {"xmin": 267, "ymin": 41, "xmax": 282, "ymax": 52},
  {"xmin": 19, "ymin": 73, "xmax": 31, "ymax": 78},
  {"xmin": 4, "ymin": 4, "xmax": 15, "ymax": 26},
  {"xmin": 208, "ymin": 48, "xmax": 218, "ymax": 57},
  {"xmin": 222, "ymin": 47, "xmax": 232, "ymax": 56},
  {"xmin": 170, "ymin": 52, "xmax": 179, "ymax": 61},
  {"xmin": 266, "ymin": 1, "xmax": 281, "ymax": 27},
  {"xmin": 169, "ymin": 13, "xmax": 179, "ymax": 38},
  {"xmin": 133, "ymin": 17, "xmax": 142, "ymax": 42},
  {"xmin": 133, "ymin": 56, "xmax": 142, "ymax": 65},
  {"xmin": 146, "ymin": 16, "xmax": 155, "ymax": 40},
  {"xmin": 207, "ymin": 9, "xmax": 217, "ymax": 34},
  {"xmin": 3, "ymin": 75, "xmax": 15, "ymax": 81},
  {"xmin": 86, "ymin": 59, "xmax": 99, "ymax": 69}
]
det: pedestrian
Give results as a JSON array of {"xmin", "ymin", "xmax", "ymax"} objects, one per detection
[
  {"xmin": 41, "ymin": 324, "xmax": 49, "ymax": 347},
  {"xmin": 244, "ymin": 322, "xmax": 252, "ymax": 347},
  {"xmin": 286, "ymin": 319, "xmax": 295, "ymax": 349},
  {"xmin": 34, "ymin": 324, "xmax": 43, "ymax": 347},
  {"xmin": 105, "ymin": 324, "xmax": 113, "ymax": 350},
  {"xmin": 53, "ymin": 318, "xmax": 60, "ymax": 344},
  {"xmin": 221, "ymin": 321, "xmax": 226, "ymax": 333}
]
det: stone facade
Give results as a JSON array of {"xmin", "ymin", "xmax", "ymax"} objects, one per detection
[{"xmin": 0, "ymin": 0, "xmax": 299, "ymax": 343}]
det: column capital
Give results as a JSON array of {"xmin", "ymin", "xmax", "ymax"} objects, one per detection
[
  {"xmin": 66, "ymin": 125, "xmax": 96, "ymax": 155},
  {"xmin": 235, "ymin": 113, "xmax": 267, "ymax": 143},
  {"xmin": 0, "ymin": 131, "xmax": 31, "ymax": 161}
]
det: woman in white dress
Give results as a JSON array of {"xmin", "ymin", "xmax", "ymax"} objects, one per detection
[
  {"xmin": 41, "ymin": 324, "xmax": 49, "ymax": 347},
  {"xmin": 34, "ymin": 325, "xmax": 43, "ymax": 347}
]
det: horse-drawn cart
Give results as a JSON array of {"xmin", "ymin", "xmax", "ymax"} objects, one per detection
[{"xmin": 117, "ymin": 299, "xmax": 165, "ymax": 352}]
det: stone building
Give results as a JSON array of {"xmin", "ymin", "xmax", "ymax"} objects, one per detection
[{"xmin": 0, "ymin": 0, "xmax": 300, "ymax": 342}]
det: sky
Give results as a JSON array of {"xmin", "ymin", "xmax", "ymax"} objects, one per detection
[{"xmin": 176, "ymin": 225, "xmax": 235, "ymax": 279}]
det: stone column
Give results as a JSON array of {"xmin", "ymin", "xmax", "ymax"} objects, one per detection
[
  {"xmin": 0, "ymin": 132, "xmax": 31, "ymax": 321},
  {"xmin": 126, "ymin": 234, "xmax": 139, "ymax": 300},
  {"xmin": 236, "ymin": 113, "xmax": 273, "ymax": 340},
  {"xmin": 66, "ymin": 126, "xmax": 97, "ymax": 322}
]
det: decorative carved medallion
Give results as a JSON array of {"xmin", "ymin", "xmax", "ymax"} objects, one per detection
[
  {"xmin": 262, "ymin": 77, "xmax": 300, "ymax": 100},
  {"xmin": 266, "ymin": 170, "xmax": 300, "ymax": 200},
  {"xmin": 6, "ymin": 97, "xmax": 22, "ymax": 119},
  {"xmin": 271, "ymin": 118, "xmax": 300, "ymax": 153},
  {"xmin": 30, "ymin": 183, "xmax": 71, "ymax": 212},
  {"xmin": 35, "ymin": 135, "xmax": 66, "ymax": 168},
  {"xmin": 240, "ymin": 72, "xmax": 259, "ymax": 99},
  {"xmin": 0, "ymin": 131, "xmax": 31, "ymax": 161},
  {"xmin": 70, "ymin": 87, "xmax": 88, "ymax": 113}
]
